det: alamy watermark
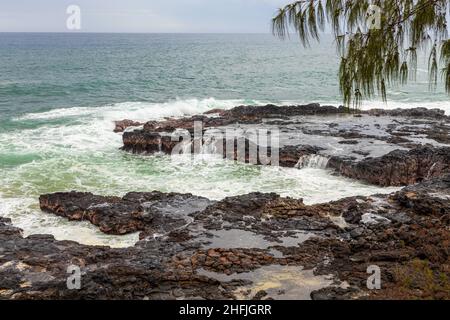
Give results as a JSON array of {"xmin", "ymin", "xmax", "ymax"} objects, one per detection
[
  {"xmin": 66, "ymin": 5, "xmax": 81, "ymax": 30},
  {"xmin": 366, "ymin": 5, "xmax": 381, "ymax": 30},
  {"xmin": 169, "ymin": 121, "xmax": 280, "ymax": 166},
  {"xmin": 367, "ymin": 265, "xmax": 381, "ymax": 290},
  {"xmin": 67, "ymin": 265, "xmax": 81, "ymax": 290}
]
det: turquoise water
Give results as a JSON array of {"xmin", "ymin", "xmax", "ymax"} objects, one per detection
[
  {"xmin": 0, "ymin": 33, "xmax": 446, "ymax": 247},
  {"xmin": 1, "ymin": 33, "xmax": 448, "ymax": 120}
]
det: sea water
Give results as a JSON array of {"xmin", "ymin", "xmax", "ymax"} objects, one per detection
[{"xmin": 0, "ymin": 33, "xmax": 447, "ymax": 247}]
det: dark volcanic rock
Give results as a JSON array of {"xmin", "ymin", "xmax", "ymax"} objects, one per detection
[
  {"xmin": 0, "ymin": 217, "xmax": 241, "ymax": 300},
  {"xmin": 223, "ymin": 103, "xmax": 346, "ymax": 119},
  {"xmin": 364, "ymin": 107, "xmax": 448, "ymax": 119},
  {"xmin": 4, "ymin": 102, "xmax": 450, "ymax": 299},
  {"xmin": 119, "ymin": 104, "xmax": 450, "ymax": 187},
  {"xmin": 2, "ymin": 104, "xmax": 450, "ymax": 300},
  {"xmin": 391, "ymin": 174, "xmax": 450, "ymax": 216},
  {"xmin": 328, "ymin": 146, "xmax": 450, "ymax": 186},
  {"xmin": 122, "ymin": 132, "xmax": 316, "ymax": 167},
  {"xmin": 143, "ymin": 115, "xmax": 239, "ymax": 133},
  {"xmin": 124, "ymin": 104, "xmax": 345, "ymax": 136},
  {"xmin": 123, "ymin": 122, "xmax": 450, "ymax": 187},
  {"xmin": 121, "ymin": 104, "xmax": 347, "ymax": 152},
  {"xmin": 211, "ymin": 105, "xmax": 448, "ymax": 121},
  {"xmin": 279, "ymin": 145, "xmax": 323, "ymax": 167},
  {"xmin": 39, "ymin": 192, "xmax": 145, "ymax": 235},
  {"xmin": 39, "ymin": 191, "xmax": 212, "ymax": 236},
  {"xmin": 114, "ymin": 120, "xmax": 143, "ymax": 133},
  {"xmin": 138, "ymin": 103, "xmax": 339, "ymax": 135},
  {"xmin": 122, "ymin": 131, "xmax": 180, "ymax": 154},
  {"xmin": 2, "ymin": 175, "xmax": 450, "ymax": 299}
]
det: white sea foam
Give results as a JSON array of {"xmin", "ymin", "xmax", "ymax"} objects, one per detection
[
  {"xmin": 15, "ymin": 98, "xmax": 450, "ymax": 124},
  {"xmin": 16, "ymin": 98, "xmax": 255, "ymax": 122},
  {"xmin": 0, "ymin": 195, "xmax": 140, "ymax": 248},
  {"xmin": 3, "ymin": 97, "xmax": 439, "ymax": 247},
  {"xmin": 3, "ymin": 98, "xmax": 266, "ymax": 155}
]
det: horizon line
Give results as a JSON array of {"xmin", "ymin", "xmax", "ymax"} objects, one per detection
[
  {"xmin": 0, "ymin": 31, "xmax": 334, "ymax": 36},
  {"xmin": 0, "ymin": 31, "xmax": 275, "ymax": 34}
]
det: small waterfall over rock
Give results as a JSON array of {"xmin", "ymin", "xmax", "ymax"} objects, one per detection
[
  {"xmin": 200, "ymin": 136, "xmax": 219, "ymax": 154},
  {"xmin": 180, "ymin": 137, "xmax": 221, "ymax": 155},
  {"xmin": 181, "ymin": 141, "xmax": 192, "ymax": 154},
  {"xmin": 427, "ymin": 162, "xmax": 438, "ymax": 179},
  {"xmin": 157, "ymin": 136, "xmax": 162, "ymax": 153},
  {"xmin": 295, "ymin": 154, "xmax": 330, "ymax": 169}
]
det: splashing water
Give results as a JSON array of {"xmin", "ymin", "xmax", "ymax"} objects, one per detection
[
  {"xmin": 0, "ymin": 98, "xmax": 403, "ymax": 248},
  {"xmin": 3, "ymin": 33, "xmax": 444, "ymax": 248},
  {"xmin": 295, "ymin": 155, "xmax": 330, "ymax": 169}
]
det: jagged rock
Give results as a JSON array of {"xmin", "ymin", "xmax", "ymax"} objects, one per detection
[
  {"xmin": 328, "ymin": 146, "xmax": 450, "ymax": 186},
  {"xmin": 391, "ymin": 174, "xmax": 450, "ymax": 216},
  {"xmin": 122, "ymin": 132, "xmax": 180, "ymax": 154},
  {"xmin": 279, "ymin": 145, "xmax": 323, "ymax": 167},
  {"xmin": 142, "ymin": 115, "xmax": 239, "ymax": 133},
  {"xmin": 119, "ymin": 104, "xmax": 450, "ymax": 187},
  {"xmin": 222, "ymin": 103, "xmax": 346, "ymax": 119},
  {"xmin": 122, "ymin": 132, "xmax": 311, "ymax": 167},
  {"xmin": 114, "ymin": 120, "xmax": 143, "ymax": 133},
  {"xmin": 364, "ymin": 107, "xmax": 448, "ymax": 119},
  {"xmin": 1, "ymin": 175, "xmax": 449, "ymax": 299},
  {"xmin": 0, "ymin": 217, "xmax": 237, "ymax": 300},
  {"xmin": 203, "ymin": 108, "xmax": 228, "ymax": 116},
  {"xmin": 39, "ymin": 191, "xmax": 212, "ymax": 236},
  {"xmin": 3, "ymin": 102, "xmax": 450, "ymax": 300}
]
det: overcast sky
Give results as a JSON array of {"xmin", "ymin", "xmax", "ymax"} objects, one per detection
[{"xmin": 0, "ymin": 0, "xmax": 290, "ymax": 33}]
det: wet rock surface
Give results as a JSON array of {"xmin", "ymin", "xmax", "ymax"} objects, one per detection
[
  {"xmin": 1, "ymin": 104, "xmax": 449, "ymax": 300},
  {"xmin": 119, "ymin": 104, "xmax": 450, "ymax": 186},
  {"xmin": 328, "ymin": 146, "xmax": 450, "ymax": 186},
  {"xmin": 1, "ymin": 175, "xmax": 449, "ymax": 300},
  {"xmin": 113, "ymin": 119, "xmax": 143, "ymax": 133},
  {"xmin": 39, "ymin": 191, "xmax": 212, "ymax": 237}
]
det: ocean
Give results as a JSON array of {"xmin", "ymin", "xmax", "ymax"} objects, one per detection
[{"xmin": 0, "ymin": 33, "xmax": 448, "ymax": 247}]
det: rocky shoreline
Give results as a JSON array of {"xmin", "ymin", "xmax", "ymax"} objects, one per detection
[
  {"xmin": 1, "ymin": 104, "xmax": 449, "ymax": 300},
  {"xmin": 121, "ymin": 104, "xmax": 450, "ymax": 186}
]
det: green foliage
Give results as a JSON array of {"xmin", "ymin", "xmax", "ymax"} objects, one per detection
[
  {"xmin": 395, "ymin": 259, "xmax": 450, "ymax": 299},
  {"xmin": 272, "ymin": 0, "xmax": 450, "ymax": 110}
]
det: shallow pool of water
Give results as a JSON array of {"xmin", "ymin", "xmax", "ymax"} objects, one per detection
[{"xmin": 198, "ymin": 265, "xmax": 335, "ymax": 300}]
